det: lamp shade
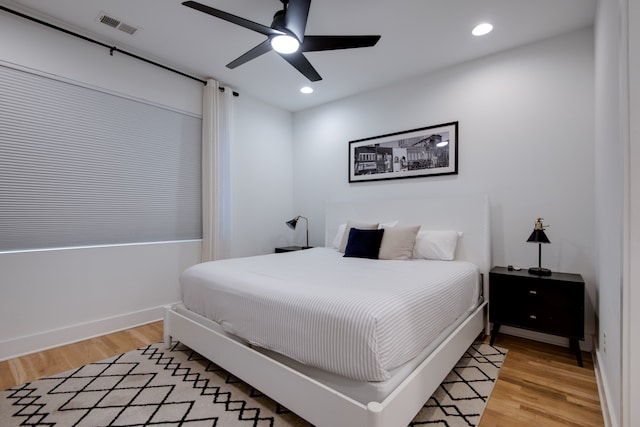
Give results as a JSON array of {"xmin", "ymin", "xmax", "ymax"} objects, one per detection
[
  {"xmin": 526, "ymin": 229, "xmax": 550, "ymax": 244},
  {"xmin": 286, "ymin": 217, "xmax": 298, "ymax": 230}
]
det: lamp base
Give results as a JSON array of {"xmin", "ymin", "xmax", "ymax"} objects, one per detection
[{"xmin": 528, "ymin": 267, "xmax": 552, "ymax": 276}]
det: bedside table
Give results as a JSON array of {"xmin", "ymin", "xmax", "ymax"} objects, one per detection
[
  {"xmin": 274, "ymin": 246, "xmax": 313, "ymax": 253},
  {"xmin": 489, "ymin": 266, "xmax": 585, "ymax": 367}
]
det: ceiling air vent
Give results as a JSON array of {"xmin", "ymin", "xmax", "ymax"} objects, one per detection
[
  {"xmin": 97, "ymin": 12, "xmax": 139, "ymax": 35},
  {"xmin": 117, "ymin": 23, "xmax": 138, "ymax": 35}
]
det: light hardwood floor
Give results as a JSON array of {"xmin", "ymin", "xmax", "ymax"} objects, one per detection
[
  {"xmin": 480, "ymin": 334, "xmax": 604, "ymax": 427},
  {"xmin": 0, "ymin": 321, "xmax": 164, "ymax": 391},
  {"xmin": 1, "ymin": 322, "xmax": 604, "ymax": 426}
]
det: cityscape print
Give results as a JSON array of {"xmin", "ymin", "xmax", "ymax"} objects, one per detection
[{"xmin": 349, "ymin": 122, "xmax": 458, "ymax": 182}]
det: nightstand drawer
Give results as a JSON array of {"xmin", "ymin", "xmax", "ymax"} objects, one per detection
[{"xmin": 517, "ymin": 302, "xmax": 581, "ymax": 337}]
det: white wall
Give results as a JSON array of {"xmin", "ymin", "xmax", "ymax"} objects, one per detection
[
  {"xmin": 625, "ymin": 1, "xmax": 640, "ymax": 424},
  {"xmin": 0, "ymin": 10, "xmax": 293, "ymax": 359},
  {"xmin": 599, "ymin": 0, "xmax": 640, "ymax": 425},
  {"xmin": 0, "ymin": 11, "xmax": 201, "ymax": 115},
  {"xmin": 293, "ymin": 29, "xmax": 596, "ymax": 350},
  {"xmin": 626, "ymin": 0, "xmax": 640, "ymax": 422},
  {"xmin": 0, "ymin": 242, "xmax": 200, "ymax": 360},
  {"xmin": 231, "ymin": 94, "xmax": 295, "ymax": 257},
  {"xmin": 594, "ymin": 0, "xmax": 626, "ymax": 424},
  {"xmin": 0, "ymin": 10, "xmax": 203, "ymax": 360}
]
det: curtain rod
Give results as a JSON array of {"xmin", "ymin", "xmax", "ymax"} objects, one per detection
[{"xmin": 1, "ymin": 4, "xmax": 238, "ymax": 95}]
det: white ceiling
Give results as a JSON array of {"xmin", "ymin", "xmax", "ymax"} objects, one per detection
[{"xmin": 1, "ymin": 0, "xmax": 596, "ymax": 112}]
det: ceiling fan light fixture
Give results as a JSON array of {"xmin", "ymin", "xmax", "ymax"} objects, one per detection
[
  {"xmin": 271, "ymin": 34, "xmax": 300, "ymax": 54},
  {"xmin": 472, "ymin": 22, "xmax": 493, "ymax": 36}
]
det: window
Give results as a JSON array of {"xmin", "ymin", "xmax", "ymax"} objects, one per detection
[{"xmin": 0, "ymin": 65, "xmax": 202, "ymax": 252}]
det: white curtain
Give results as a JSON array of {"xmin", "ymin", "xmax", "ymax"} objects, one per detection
[{"xmin": 202, "ymin": 79, "xmax": 234, "ymax": 262}]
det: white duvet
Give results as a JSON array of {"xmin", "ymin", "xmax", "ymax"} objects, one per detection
[{"xmin": 180, "ymin": 247, "xmax": 480, "ymax": 382}]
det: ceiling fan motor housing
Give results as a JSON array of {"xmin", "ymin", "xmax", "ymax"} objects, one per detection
[{"xmin": 271, "ymin": 9, "xmax": 290, "ymax": 36}]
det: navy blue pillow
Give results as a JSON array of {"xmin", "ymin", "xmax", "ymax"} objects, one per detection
[{"xmin": 343, "ymin": 228, "xmax": 385, "ymax": 259}]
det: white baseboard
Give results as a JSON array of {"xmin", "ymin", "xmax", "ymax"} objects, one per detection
[
  {"xmin": 497, "ymin": 325, "xmax": 594, "ymax": 352},
  {"xmin": 593, "ymin": 350, "xmax": 617, "ymax": 427},
  {"xmin": 0, "ymin": 303, "xmax": 176, "ymax": 362}
]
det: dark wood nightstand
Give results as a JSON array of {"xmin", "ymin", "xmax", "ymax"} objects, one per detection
[
  {"xmin": 489, "ymin": 266, "xmax": 585, "ymax": 367},
  {"xmin": 274, "ymin": 246, "xmax": 313, "ymax": 253}
]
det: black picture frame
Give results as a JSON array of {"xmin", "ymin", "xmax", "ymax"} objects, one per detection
[{"xmin": 348, "ymin": 121, "xmax": 458, "ymax": 183}]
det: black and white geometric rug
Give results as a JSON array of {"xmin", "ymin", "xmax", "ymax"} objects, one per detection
[{"xmin": 0, "ymin": 341, "xmax": 506, "ymax": 427}]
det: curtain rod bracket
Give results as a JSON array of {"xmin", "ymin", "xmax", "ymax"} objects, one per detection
[
  {"xmin": 218, "ymin": 86, "xmax": 240, "ymax": 97},
  {"xmin": 109, "ymin": 47, "xmax": 116, "ymax": 56}
]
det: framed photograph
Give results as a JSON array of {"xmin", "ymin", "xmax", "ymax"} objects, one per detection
[{"xmin": 349, "ymin": 121, "xmax": 458, "ymax": 183}]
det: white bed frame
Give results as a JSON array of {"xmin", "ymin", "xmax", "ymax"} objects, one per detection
[{"xmin": 165, "ymin": 195, "xmax": 491, "ymax": 427}]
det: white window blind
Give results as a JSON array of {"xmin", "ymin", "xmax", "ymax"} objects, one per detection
[{"xmin": 0, "ymin": 65, "xmax": 202, "ymax": 252}]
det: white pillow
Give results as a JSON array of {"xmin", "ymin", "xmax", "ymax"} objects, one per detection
[
  {"xmin": 412, "ymin": 230, "xmax": 461, "ymax": 261},
  {"xmin": 378, "ymin": 220, "xmax": 399, "ymax": 229},
  {"xmin": 338, "ymin": 220, "xmax": 380, "ymax": 253},
  {"xmin": 331, "ymin": 223, "xmax": 346, "ymax": 249},
  {"xmin": 378, "ymin": 225, "xmax": 421, "ymax": 260}
]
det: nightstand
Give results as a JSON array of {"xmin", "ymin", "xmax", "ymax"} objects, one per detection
[
  {"xmin": 274, "ymin": 246, "xmax": 313, "ymax": 253},
  {"xmin": 489, "ymin": 266, "xmax": 585, "ymax": 367}
]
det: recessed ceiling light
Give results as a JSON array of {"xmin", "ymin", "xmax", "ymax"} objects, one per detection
[
  {"xmin": 472, "ymin": 23, "xmax": 493, "ymax": 36},
  {"xmin": 300, "ymin": 86, "xmax": 313, "ymax": 94}
]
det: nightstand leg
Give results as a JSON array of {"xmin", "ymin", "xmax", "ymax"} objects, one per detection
[
  {"xmin": 570, "ymin": 338, "xmax": 584, "ymax": 367},
  {"xmin": 490, "ymin": 323, "xmax": 500, "ymax": 346}
]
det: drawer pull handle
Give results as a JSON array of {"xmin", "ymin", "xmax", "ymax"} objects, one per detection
[
  {"xmin": 529, "ymin": 315, "xmax": 537, "ymax": 319},
  {"xmin": 529, "ymin": 290, "xmax": 537, "ymax": 295}
]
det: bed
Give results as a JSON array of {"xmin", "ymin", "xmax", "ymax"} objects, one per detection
[{"xmin": 164, "ymin": 195, "xmax": 491, "ymax": 427}]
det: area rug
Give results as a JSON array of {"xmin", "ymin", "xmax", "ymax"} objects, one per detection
[{"xmin": 0, "ymin": 341, "xmax": 506, "ymax": 427}]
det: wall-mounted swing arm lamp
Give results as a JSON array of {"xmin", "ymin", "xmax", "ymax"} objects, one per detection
[
  {"xmin": 526, "ymin": 217, "xmax": 552, "ymax": 276},
  {"xmin": 286, "ymin": 215, "xmax": 310, "ymax": 248}
]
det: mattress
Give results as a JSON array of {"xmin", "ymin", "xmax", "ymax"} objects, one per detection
[{"xmin": 180, "ymin": 247, "xmax": 480, "ymax": 382}]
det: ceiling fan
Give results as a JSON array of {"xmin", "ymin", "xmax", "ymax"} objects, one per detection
[{"xmin": 182, "ymin": 0, "xmax": 381, "ymax": 82}]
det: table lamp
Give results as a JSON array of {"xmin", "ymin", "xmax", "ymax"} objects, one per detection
[
  {"xmin": 527, "ymin": 217, "xmax": 552, "ymax": 276},
  {"xmin": 286, "ymin": 215, "xmax": 309, "ymax": 248}
]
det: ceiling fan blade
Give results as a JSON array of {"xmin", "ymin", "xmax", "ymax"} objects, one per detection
[
  {"xmin": 279, "ymin": 52, "xmax": 322, "ymax": 81},
  {"xmin": 301, "ymin": 35, "xmax": 381, "ymax": 52},
  {"xmin": 182, "ymin": 1, "xmax": 281, "ymax": 37},
  {"xmin": 227, "ymin": 40, "xmax": 273, "ymax": 69},
  {"xmin": 284, "ymin": 0, "xmax": 311, "ymax": 42}
]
